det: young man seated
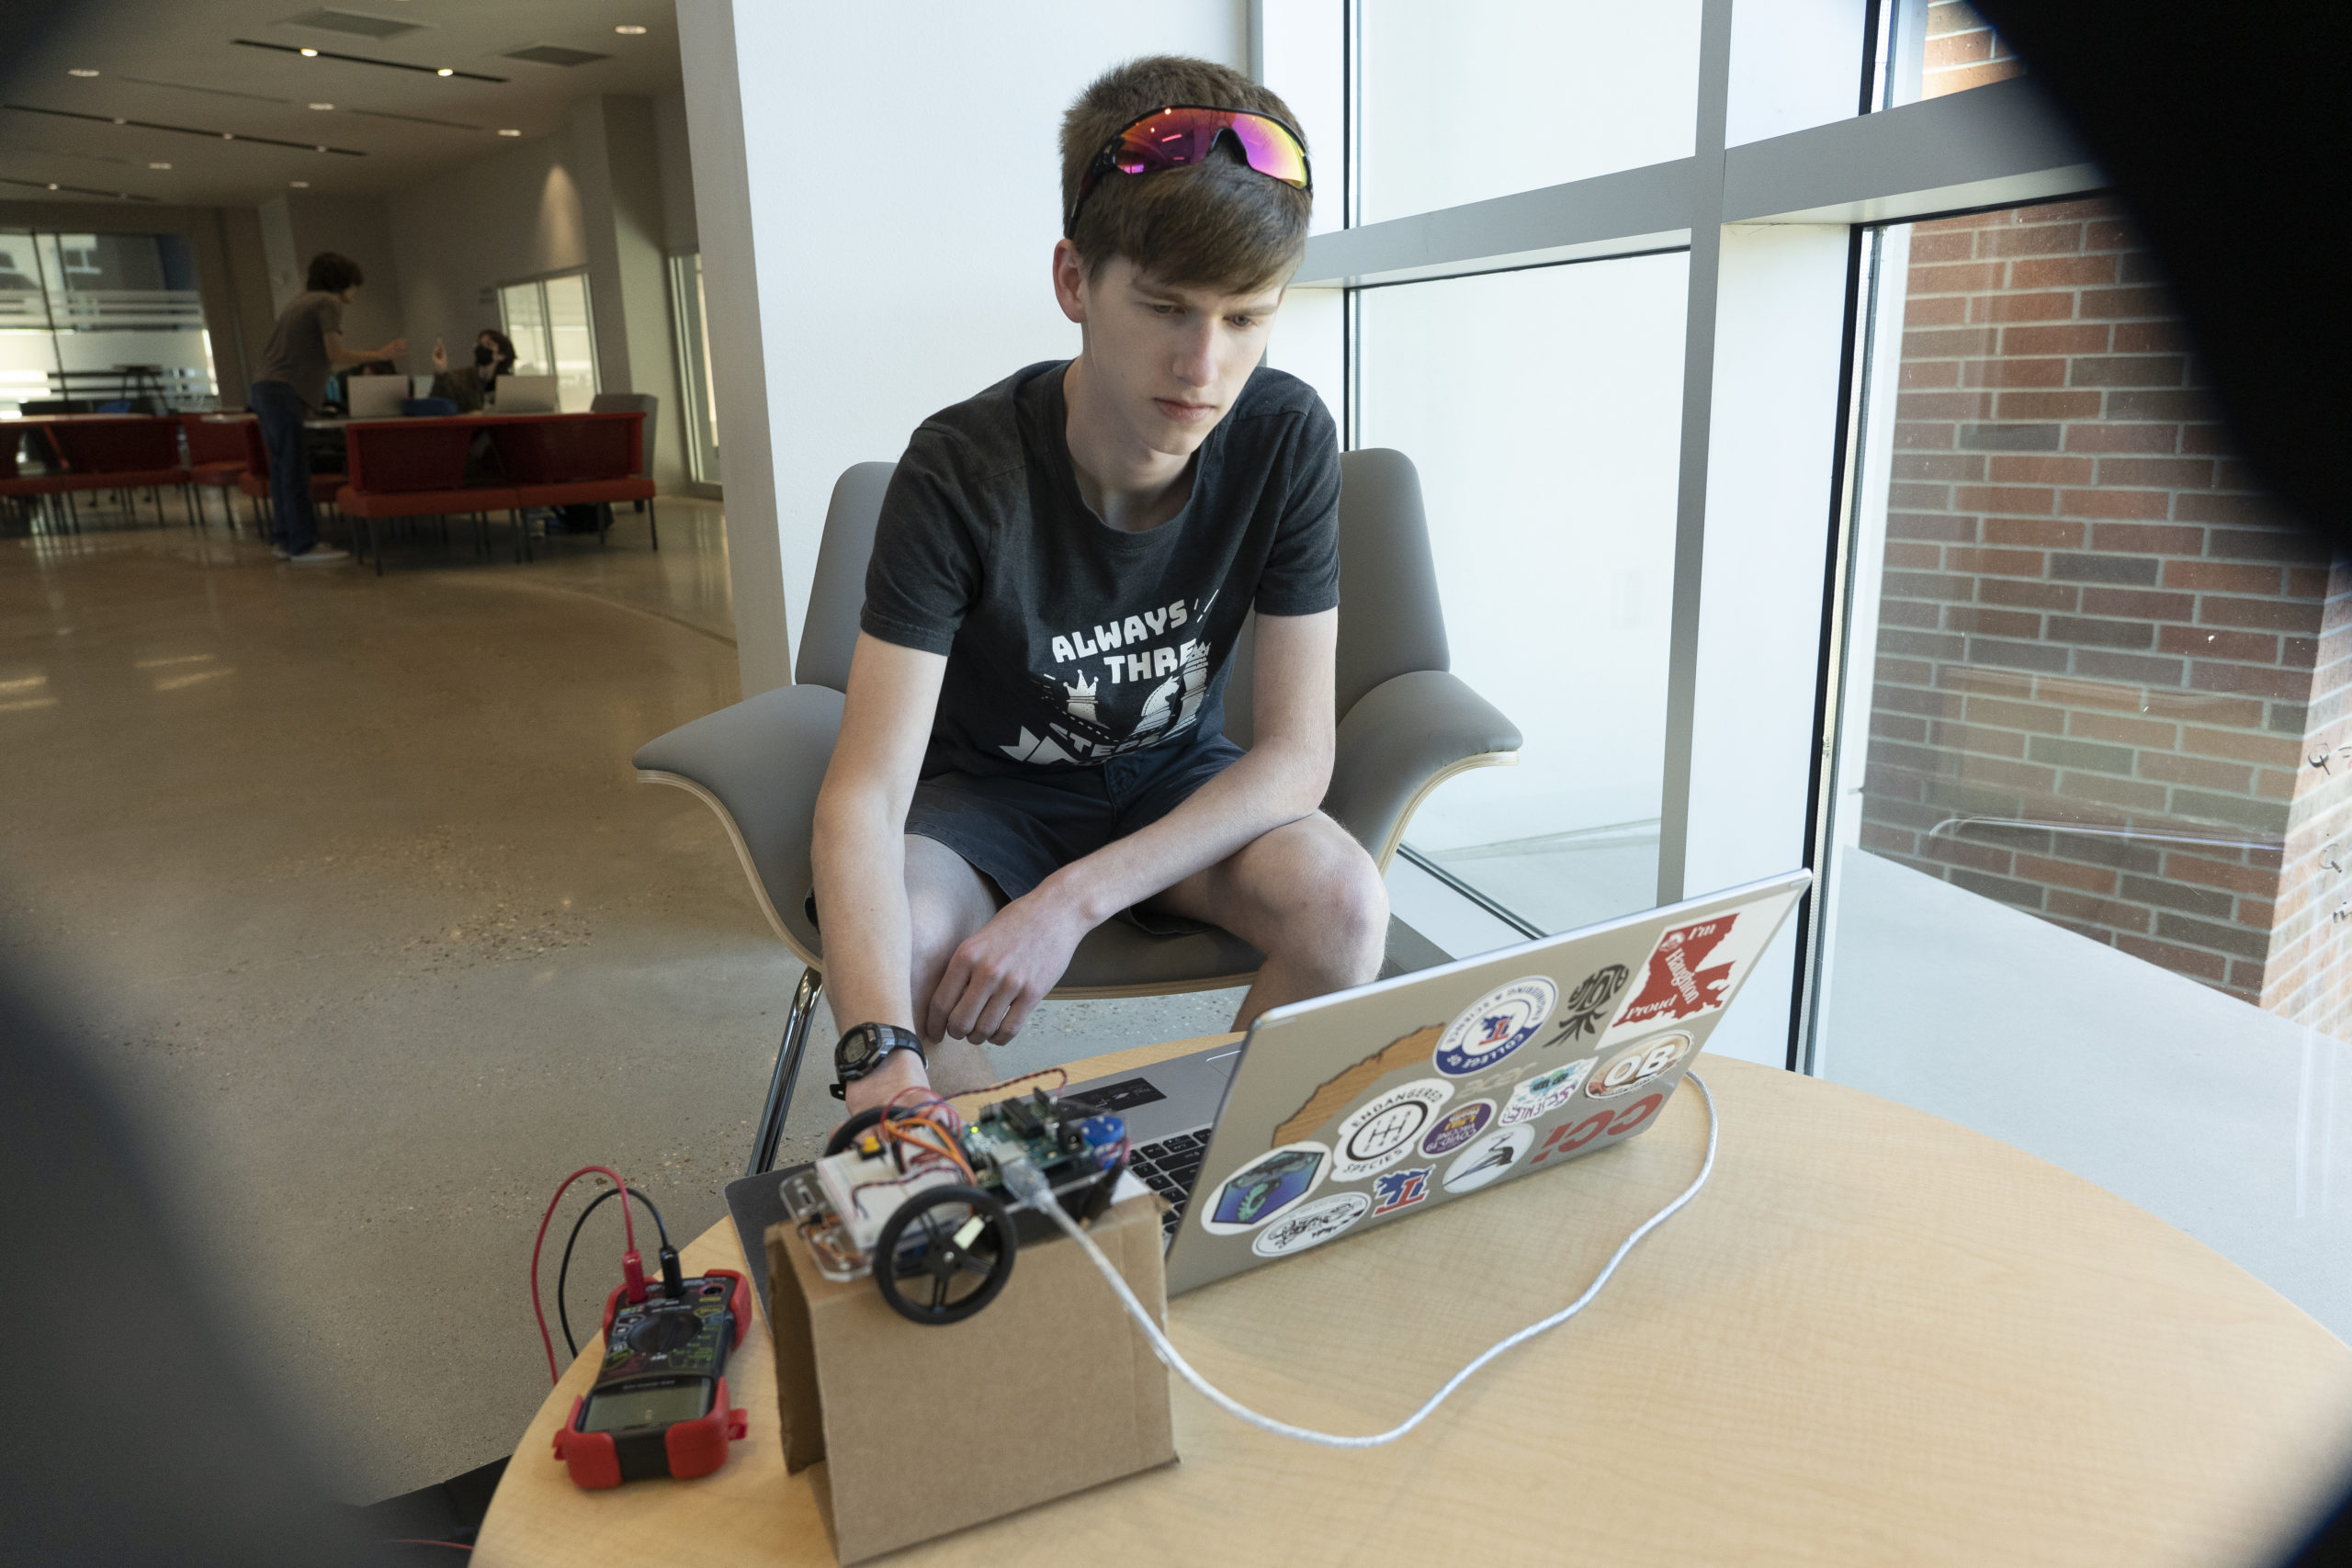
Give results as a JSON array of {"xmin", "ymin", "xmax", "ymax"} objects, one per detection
[{"xmin": 816, "ymin": 55, "xmax": 1387, "ymax": 1113}]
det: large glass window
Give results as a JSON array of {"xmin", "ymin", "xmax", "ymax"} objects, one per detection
[
  {"xmin": 497, "ymin": 273, "xmax": 598, "ymax": 412},
  {"xmin": 1356, "ymin": 252, "xmax": 1688, "ymax": 935},
  {"xmin": 1813, "ymin": 196, "xmax": 2352, "ymax": 1334},
  {"xmin": 667, "ymin": 252, "xmax": 721, "ymax": 486},
  {"xmin": 0, "ymin": 230, "xmax": 217, "ymax": 418},
  {"xmin": 1872, "ymin": 0, "xmax": 2024, "ymax": 110},
  {"xmin": 1357, "ymin": 0, "xmax": 1702, "ymax": 224}
]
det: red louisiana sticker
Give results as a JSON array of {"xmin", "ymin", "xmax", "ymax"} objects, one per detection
[{"xmin": 1612, "ymin": 915, "xmax": 1740, "ymax": 1031}]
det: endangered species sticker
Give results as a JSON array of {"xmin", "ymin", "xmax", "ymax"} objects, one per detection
[{"xmin": 1329, "ymin": 1077, "xmax": 1454, "ymax": 1181}]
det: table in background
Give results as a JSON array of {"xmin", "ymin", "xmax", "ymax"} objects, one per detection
[{"xmin": 477, "ymin": 1043, "xmax": 2352, "ymax": 1567}]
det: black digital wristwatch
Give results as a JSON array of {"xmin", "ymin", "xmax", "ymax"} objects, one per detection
[{"xmin": 831, "ymin": 1021, "xmax": 926, "ymax": 1100}]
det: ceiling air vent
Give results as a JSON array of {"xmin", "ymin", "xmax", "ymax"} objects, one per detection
[
  {"xmin": 282, "ymin": 8, "xmax": 426, "ymax": 39},
  {"xmin": 502, "ymin": 44, "xmax": 610, "ymax": 67}
]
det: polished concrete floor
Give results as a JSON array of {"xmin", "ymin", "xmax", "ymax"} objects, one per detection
[{"xmin": 0, "ymin": 497, "xmax": 1239, "ymax": 1501}]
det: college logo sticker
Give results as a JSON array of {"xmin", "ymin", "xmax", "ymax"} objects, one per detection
[
  {"xmin": 1418, "ymin": 1099, "xmax": 1495, "ymax": 1157},
  {"xmin": 1329, "ymin": 1077, "xmax": 1454, "ymax": 1181},
  {"xmin": 1432, "ymin": 976, "xmax": 1558, "ymax": 1077},
  {"xmin": 1498, "ymin": 1057, "xmax": 1598, "ymax": 1126},
  {"xmin": 1371, "ymin": 1167, "xmax": 1432, "ymax": 1214},
  {"xmin": 1199, "ymin": 1141, "xmax": 1329, "ymax": 1235},
  {"xmin": 1250, "ymin": 1191, "xmax": 1370, "ymax": 1258},
  {"xmin": 1587, "ymin": 1032, "xmax": 1692, "ymax": 1100},
  {"xmin": 1442, "ymin": 1125, "xmax": 1536, "ymax": 1194}
]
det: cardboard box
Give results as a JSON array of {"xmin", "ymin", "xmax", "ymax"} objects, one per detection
[{"xmin": 764, "ymin": 1193, "xmax": 1175, "ymax": 1563}]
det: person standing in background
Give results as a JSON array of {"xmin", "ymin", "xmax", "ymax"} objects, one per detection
[{"xmin": 249, "ymin": 253, "xmax": 405, "ymax": 566}]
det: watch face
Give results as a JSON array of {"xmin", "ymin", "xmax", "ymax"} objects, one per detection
[{"xmin": 841, "ymin": 1026, "xmax": 880, "ymax": 1074}]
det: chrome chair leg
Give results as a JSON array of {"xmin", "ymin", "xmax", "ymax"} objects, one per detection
[{"xmin": 748, "ymin": 965, "xmax": 824, "ymax": 1177}]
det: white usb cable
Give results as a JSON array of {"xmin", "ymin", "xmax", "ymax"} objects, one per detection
[{"xmin": 1003, "ymin": 1069, "xmax": 1721, "ymax": 1449}]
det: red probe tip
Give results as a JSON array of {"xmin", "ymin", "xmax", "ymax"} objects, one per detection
[{"xmin": 622, "ymin": 1248, "xmax": 648, "ymax": 1304}]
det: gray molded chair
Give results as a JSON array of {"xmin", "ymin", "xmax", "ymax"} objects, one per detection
[
  {"xmin": 589, "ymin": 391, "xmax": 660, "ymax": 548},
  {"xmin": 634, "ymin": 448, "xmax": 1521, "ymax": 1173}
]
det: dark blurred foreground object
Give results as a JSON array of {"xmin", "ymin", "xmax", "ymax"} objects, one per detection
[
  {"xmin": 0, "ymin": 982, "xmax": 361, "ymax": 1565},
  {"xmin": 1972, "ymin": 0, "xmax": 2351, "ymax": 533},
  {"xmin": 0, "ymin": 977, "xmax": 489, "ymax": 1564}
]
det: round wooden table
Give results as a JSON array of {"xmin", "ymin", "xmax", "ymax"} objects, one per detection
[{"xmin": 478, "ymin": 1045, "xmax": 2352, "ymax": 1566}]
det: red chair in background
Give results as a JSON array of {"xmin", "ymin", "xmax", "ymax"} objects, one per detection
[
  {"xmin": 0, "ymin": 417, "xmax": 194, "ymax": 530},
  {"xmin": 491, "ymin": 412, "xmax": 655, "ymax": 560},
  {"xmin": 181, "ymin": 414, "xmax": 251, "ymax": 529},
  {"xmin": 336, "ymin": 420, "xmax": 518, "ymax": 576}
]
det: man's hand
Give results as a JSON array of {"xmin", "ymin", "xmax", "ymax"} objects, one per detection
[
  {"xmin": 925, "ymin": 886, "xmax": 1092, "ymax": 1044},
  {"xmin": 840, "ymin": 1043, "xmax": 930, "ymax": 1118},
  {"xmin": 380, "ymin": 336, "xmax": 409, "ymax": 361},
  {"xmin": 430, "ymin": 338, "xmax": 448, "ymax": 372}
]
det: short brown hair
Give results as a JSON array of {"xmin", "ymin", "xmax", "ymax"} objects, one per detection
[
  {"xmin": 305, "ymin": 252, "xmax": 363, "ymax": 293},
  {"xmin": 1060, "ymin": 56, "xmax": 1311, "ymax": 295}
]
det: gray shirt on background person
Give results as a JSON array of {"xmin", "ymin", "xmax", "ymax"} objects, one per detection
[{"xmin": 254, "ymin": 290, "xmax": 345, "ymax": 409}]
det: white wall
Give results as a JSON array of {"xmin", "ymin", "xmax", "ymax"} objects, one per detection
[{"xmin": 679, "ymin": 0, "xmax": 1250, "ymax": 693}]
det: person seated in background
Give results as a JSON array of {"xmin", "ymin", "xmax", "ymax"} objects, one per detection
[{"xmin": 427, "ymin": 330, "xmax": 519, "ymax": 413}]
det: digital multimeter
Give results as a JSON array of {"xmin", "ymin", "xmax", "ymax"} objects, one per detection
[{"xmin": 551, "ymin": 1269, "xmax": 752, "ymax": 1488}]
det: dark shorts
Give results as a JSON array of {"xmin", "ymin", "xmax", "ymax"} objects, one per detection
[{"xmin": 906, "ymin": 730, "xmax": 1246, "ymax": 931}]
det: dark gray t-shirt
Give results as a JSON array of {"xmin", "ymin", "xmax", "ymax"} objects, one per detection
[
  {"xmin": 862, "ymin": 360, "xmax": 1340, "ymax": 780},
  {"xmin": 254, "ymin": 290, "xmax": 344, "ymax": 409}
]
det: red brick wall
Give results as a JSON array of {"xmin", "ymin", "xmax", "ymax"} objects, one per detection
[
  {"xmin": 1860, "ymin": 197, "xmax": 2342, "ymax": 1012},
  {"xmin": 1922, "ymin": 2, "xmax": 2025, "ymax": 97}
]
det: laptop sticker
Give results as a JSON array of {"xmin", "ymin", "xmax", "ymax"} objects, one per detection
[
  {"xmin": 1432, "ymin": 977, "xmax": 1558, "ymax": 1077},
  {"xmin": 1498, "ymin": 1057, "xmax": 1599, "ymax": 1126},
  {"xmin": 1603, "ymin": 908, "xmax": 1773, "ymax": 1043},
  {"xmin": 1586, "ymin": 1032, "xmax": 1692, "ymax": 1100},
  {"xmin": 1273, "ymin": 1023, "xmax": 1443, "ymax": 1146},
  {"xmin": 1371, "ymin": 1166, "xmax": 1433, "ymax": 1214},
  {"xmin": 1250, "ymin": 1191, "xmax": 1371, "ymax": 1258},
  {"xmin": 1442, "ymin": 1125, "xmax": 1535, "ymax": 1193},
  {"xmin": 1535, "ymin": 1092, "xmax": 1668, "ymax": 1166},
  {"xmin": 1329, "ymin": 1078, "xmax": 1454, "ymax": 1180},
  {"xmin": 1541, "ymin": 964, "xmax": 1634, "ymax": 1048},
  {"xmin": 1200, "ymin": 1141, "xmax": 1329, "ymax": 1235},
  {"xmin": 1419, "ymin": 1098, "xmax": 1495, "ymax": 1157}
]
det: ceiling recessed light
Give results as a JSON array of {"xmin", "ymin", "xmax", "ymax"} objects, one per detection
[
  {"xmin": 111, "ymin": 118, "xmax": 125, "ymax": 125},
  {"xmin": 315, "ymin": 144, "xmax": 329, "ymax": 152},
  {"xmin": 290, "ymin": 180, "xmax": 309, "ymax": 188},
  {"xmin": 300, "ymin": 47, "xmax": 318, "ymax": 57},
  {"xmin": 148, "ymin": 161, "xmax": 171, "ymax": 169},
  {"xmin": 615, "ymin": 24, "xmax": 647, "ymax": 33},
  {"xmin": 435, "ymin": 67, "xmax": 453, "ymax": 76},
  {"xmin": 497, "ymin": 128, "xmax": 521, "ymax": 136},
  {"xmin": 68, "ymin": 68, "xmax": 100, "ymax": 77},
  {"xmin": 46, "ymin": 183, "xmax": 59, "ymax": 190},
  {"xmin": 309, "ymin": 102, "xmax": 334, "ymax": 110},
  {"xmin": 220, "ymin": 132, "xmax": 234, "ymax": 140}
]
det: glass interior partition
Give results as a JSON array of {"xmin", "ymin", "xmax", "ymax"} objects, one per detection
[
  {"xmin": 543, "ymin": 274, "xmax": 597, "ymax": 413},
  {"xmin": 0, "ymin": 230, "xmax": 217, "ymax": 417},
  {"xmin": 1355, "ymin": 251, "xmax": 1688, "ymax": 936}
]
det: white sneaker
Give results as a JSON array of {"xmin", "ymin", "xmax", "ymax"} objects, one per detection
[
  {"xmin": 270, "ymin": 544, "xmax": 290, "ymax": 560},
  {"xmin": 287, "ymin": 544, "xmax": 350, "ymax": 566}
]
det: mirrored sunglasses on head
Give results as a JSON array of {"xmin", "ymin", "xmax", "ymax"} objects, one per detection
[{"xmin": 1066, "ymin": 105, "xmax": 1312, "ymax": 236}]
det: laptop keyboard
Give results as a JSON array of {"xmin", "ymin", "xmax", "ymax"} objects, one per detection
[{"xmin": 1125, "ymin": 1128, "xmax": 1213, "ymax": 1242}]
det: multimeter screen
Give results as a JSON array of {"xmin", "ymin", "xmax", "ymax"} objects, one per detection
[{"xmin": 581, "ymin": 1380, "xmax": 712, "ymax": 1433}]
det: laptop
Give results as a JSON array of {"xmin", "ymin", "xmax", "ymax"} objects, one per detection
[
  {"xmin": 491, "ymin": 374, "xmax": 560, "ymax": 412},
  {"xmin": 345, "ymin": 376, "xmax": 407, "ymax": 419},
  {"xmin": 726, "ymin": 869, "xmax": 1808, "ymax": 1306}
]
